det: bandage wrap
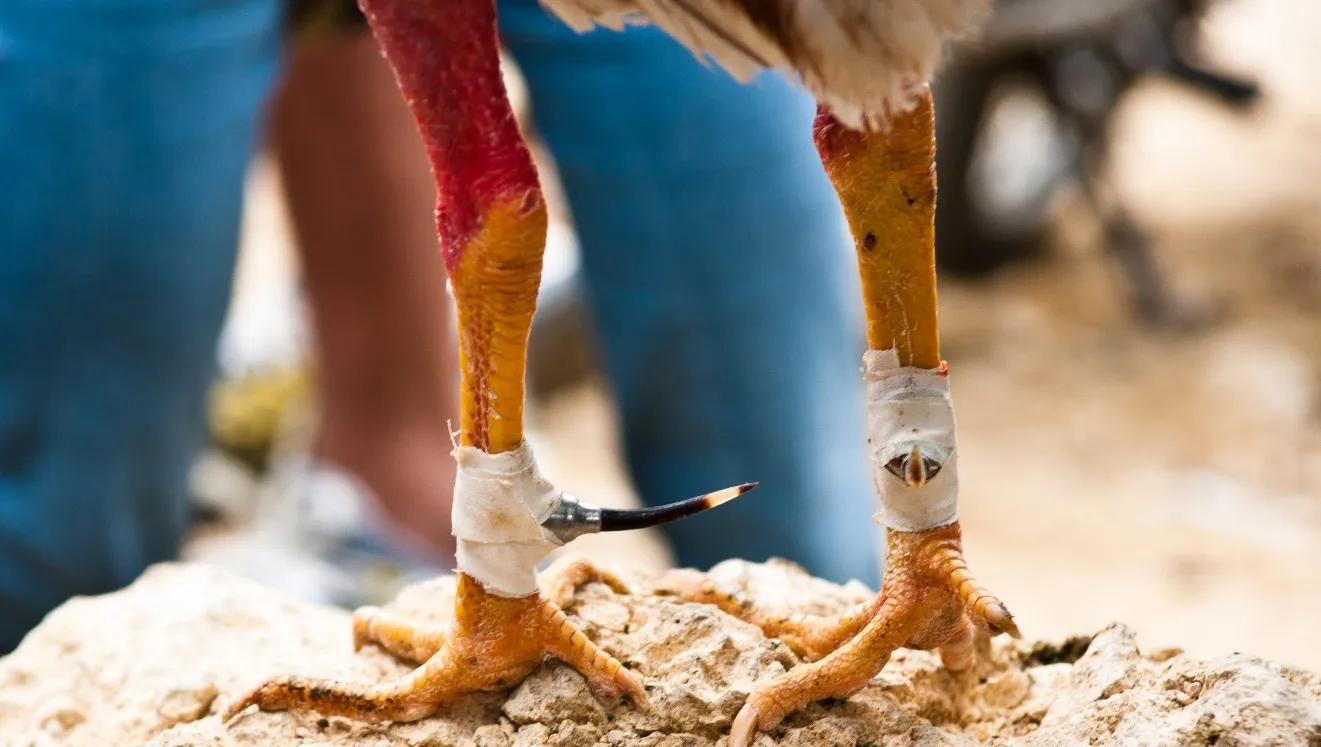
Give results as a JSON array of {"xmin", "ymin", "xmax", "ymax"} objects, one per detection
[
  {"xmin": 865, "ymin": 349, "xmax": 960, "ymax": 531},
  {"xmin": 452, "ymin": 441, "xmax": 564, "ymax": 596}
]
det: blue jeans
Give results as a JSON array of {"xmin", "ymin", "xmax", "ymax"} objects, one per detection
[
  {"xmin": 0, "ymin": 0, "xmax": 877, "ymax": 653},
  {"xmin": 0, "ymin": 0, "xmax": 283, "ymax": 651}
]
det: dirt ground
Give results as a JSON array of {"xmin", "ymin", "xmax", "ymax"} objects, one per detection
[
  {"xmin": 932, "ymin": 0, "xmax": 1321, "ymax": 670},
  {"xmin": 8, "ymin": 561, "xmax": 1320, "ymax": 746},
  {"xmin": 218, "ymin": 0, "xmax": 1321, "ymax": 674}
]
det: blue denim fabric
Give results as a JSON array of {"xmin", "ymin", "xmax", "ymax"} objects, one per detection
[
  {"xmin": 0, "ymin": 0, "xmax": 282, "ymax": 650},
  {"xmin": 499, "ymin": 0, "xmax": 878, "ymax": 588},
  {"xmin": 0, "ymin": 0, "xmax": 878, "ymax": 654}
]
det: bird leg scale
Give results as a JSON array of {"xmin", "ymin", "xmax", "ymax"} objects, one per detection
[
  {"xmin": 539, "ymin": 552, "xmax": 633, "ymax": 608},
  {"xmin": 225, "ymin": 554, "xmax": 645, "ymax": 723},
  {"xmin": 725, "ymin": 90, "xmax": 1017, "ymax": 747},
  {"xmin": 223, "ymin": 0, "xmax": 644, "ymax": 724},
  {"xmin": 351, "ymin": 606, "xmax": 449, "ymax": 663},
  {"xmin": 728, "ymin": 527, "xmax": 1017, "ymax": 745}
]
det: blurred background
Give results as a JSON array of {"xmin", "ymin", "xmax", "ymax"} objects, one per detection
[
  {"xmin": 8, "ymin": 0, "xmax": 1320, "ymax": 672},
  {"xmin": 191, "ymin": 0, "xmax": 1321, "ymax": 667}
]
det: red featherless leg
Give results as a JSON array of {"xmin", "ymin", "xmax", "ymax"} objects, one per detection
[{"xmin": 224, "ymin": 0, "xmax": 644, "ymax": 723}]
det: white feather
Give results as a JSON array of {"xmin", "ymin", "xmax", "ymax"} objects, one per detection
[{"xmin": 538, "ymin": 0, "xmax": 989, "ymax": 128}]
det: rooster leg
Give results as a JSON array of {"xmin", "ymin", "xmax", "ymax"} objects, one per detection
[
  {"xmin": 732, "ymin": 527, "xmax": 1016, "ymax": 742},
  {"xmin": 348, "ymin": 564, "xmax": 623, "ymax": 667},
  {"xmin": 351, "ymin": 606, "xmax": 449, "ymax": 663},
  {"xmin": 223, "ymin": 0, "xmax": 647, "ymax": 724},
  {"xmin": 539, "ymin": 552, "xmax": 633, "ymax": 608},
  {"xmin": 728, "ymin": 90, "xmax": 1018, "ymax": 747},
  {"xmin": 227, "ymin": 550, "xmax": 647, "ymax": 722},
  {"xmin": 226, "ymin": 565, "xmax": 645, "ymax": 722}
]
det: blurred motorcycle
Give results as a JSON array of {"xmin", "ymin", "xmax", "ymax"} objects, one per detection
[{"xmin": 933, "ymin": 0, "xmax": 1260, "ymax": 324}]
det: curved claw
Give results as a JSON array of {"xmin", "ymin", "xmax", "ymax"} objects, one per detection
[
  {"xmin": 730, "ymin": 701, "xmax": 763, "ymax": 747},
  {"xmin": 981, "ymin": 600, "xmax": 1021, "ymax": 639}
]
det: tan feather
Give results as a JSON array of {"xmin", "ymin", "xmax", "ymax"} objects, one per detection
[{"xmin": 538, "ymin": 0, "xmax": 990, "ymax": 128}]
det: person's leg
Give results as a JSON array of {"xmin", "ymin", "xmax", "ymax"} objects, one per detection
[
  {"xmin": 0, "ymin": 0, "xmax": 281, "ymax": 651},
  {"xmin": 271, "ymin": 26, "xmax": 460, "ymax": 567},
  {"xmin": 499, "ymin": 1, "xmax": 880, "ymax": 587}
]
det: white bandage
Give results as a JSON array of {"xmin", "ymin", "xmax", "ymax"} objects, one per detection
[
  {"xmin": 865, "ymin": 349, "xmax": 960, "ymax": 531},
  {"xmin": 451, "ymin": 441, "xmax": 564, "ymax": 597}
]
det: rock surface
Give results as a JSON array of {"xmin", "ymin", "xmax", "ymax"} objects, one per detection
[{"xmin": 2, "ymin": 559, "xmax": 1319, "ymax": 747}]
